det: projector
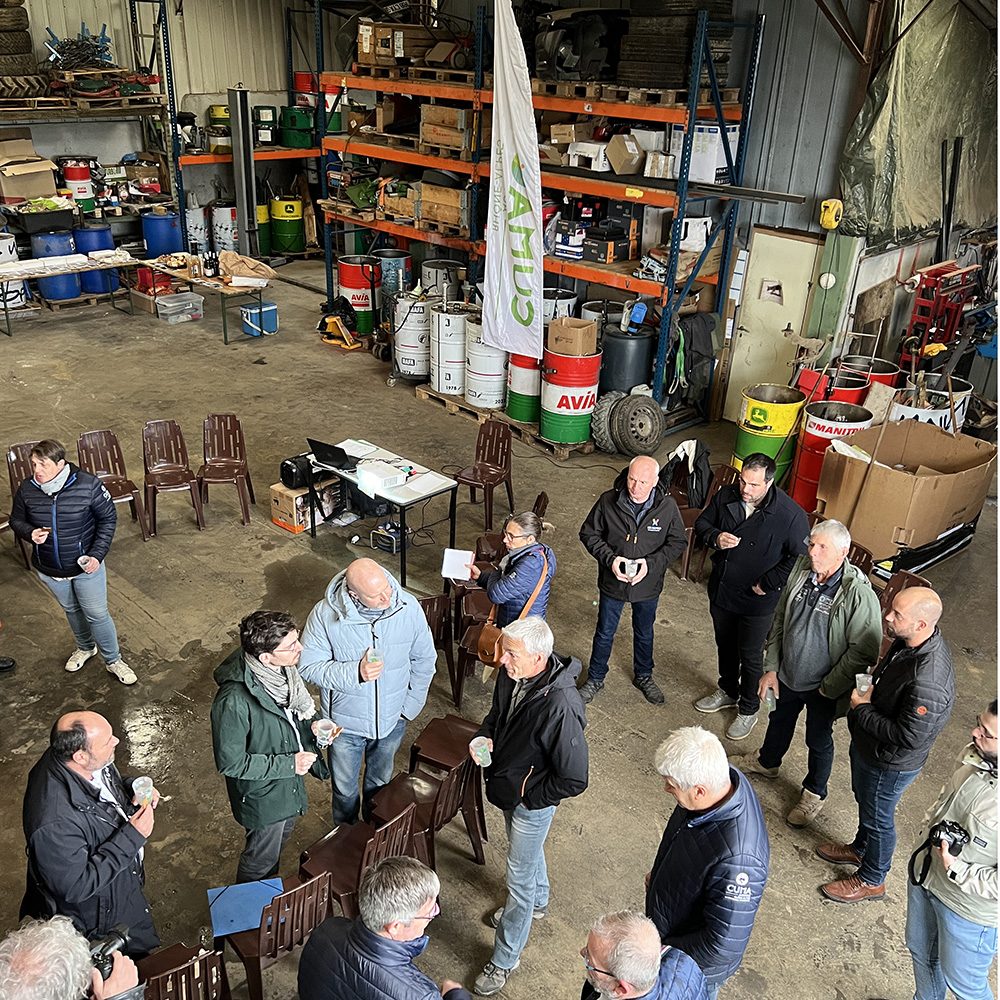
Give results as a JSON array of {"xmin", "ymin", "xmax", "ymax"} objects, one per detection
[{"xmin": 356, "ymin": 460, "xmax": 407, "ymax": 493}]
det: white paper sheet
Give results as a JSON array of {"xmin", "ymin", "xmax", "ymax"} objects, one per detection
[
  {"xmin": 441, "ymin": 548, "xmax": 475, "ymax": 580},
  {"xmin": 336, "ymin": 438, "xmax": 378, "ymax": 458}
]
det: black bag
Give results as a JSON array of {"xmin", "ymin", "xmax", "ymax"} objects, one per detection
[{"xmin": 281, "ymin": 454, "xmax": 314, "ymax": 489}]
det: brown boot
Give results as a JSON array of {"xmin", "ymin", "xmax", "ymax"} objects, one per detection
[
  {"xmin": 816, "ymin": 842, "xmax": 862, "ymax": 866},
  {"xmin": 820, "ymin": 874, "xmax": 885, "ymax": 903}
]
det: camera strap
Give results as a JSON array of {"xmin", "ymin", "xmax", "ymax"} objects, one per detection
[{"xmin": 908, "ymin": 836, "xmax": 936, "ymax": 886}]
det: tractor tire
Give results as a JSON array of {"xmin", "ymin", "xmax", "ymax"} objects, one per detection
[
  {"xmin": 610, "ymin": 393, "xmax": 665, "ymax": 456},
  {"xmin": 590, "ymin": 391, "xmax": 625, "ymax": 453},
  {"xmin": 0, "ymin": 8, "xmax": 27, "ymax": 29},
  {"xmin": 0, "ymin": 52, "xmax": 34, "ymax": 74},
  {"xmin": 0, "ymin": 30, "xmax": 31, "ymax": 55},
  {"xmin": 0, "ymin": 0, "xmax": 26, "ymax": 8},
  {"xmin": 0, "ymin": 73, "xmax": 47, "ymax": 97}
]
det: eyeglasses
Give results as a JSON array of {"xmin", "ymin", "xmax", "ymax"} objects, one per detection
[
  {"xmin": 580, "ymin": 949, "xmax": 615, "ymax": 979},
  {"xmin": 414, "ymin": 900, "xmax": 440, "ymax": 923},
  {"xmin": 503, "ymin": 530, "xmax": 531, "ymax": 541},
  {"xmin": 975, "ymin": 716, "xmax": 998, "ymax": 740},
  {"xmin": 271, "ymin": 632, "xmax": 300, "ymax": 654}
]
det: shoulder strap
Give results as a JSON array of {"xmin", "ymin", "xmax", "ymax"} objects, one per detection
[{"xmin": 517, "ymin": 553, "xmax": 549, "ymax": 620}]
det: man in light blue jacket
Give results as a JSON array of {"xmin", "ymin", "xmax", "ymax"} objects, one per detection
[{"xmin": 299, "ymin": 558, "xmax": 437, "ymax": 824}]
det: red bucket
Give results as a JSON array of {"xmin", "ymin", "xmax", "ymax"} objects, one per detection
[
  {"xmin": 293, "ymin": 71, "xmax": 318, "ymax": 92},
  {"xmin": 798, "ymin": 366, "xmax": 870, "ymax": 405},
  {"xmin": 790, "ymin": 401, "xmax": 873, "ymax": 513},
  {"xmin": 840, "ymin": 355, "xmax": 900, "ymax": 389}
]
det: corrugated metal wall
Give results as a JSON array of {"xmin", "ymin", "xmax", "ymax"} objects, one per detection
[{"xmin": 732, "ymin": 0, "xmax": 865, "ymax": 232}]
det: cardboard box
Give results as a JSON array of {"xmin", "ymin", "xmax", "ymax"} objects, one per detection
[
  {"xmin": 667, "ymin": 122, "xmax": 739, "ymax": 183},
  {"xmin": 815, "ymin": 421, "xmax": 997, "ymax": 557},
  {"xmin": 567, "ymin": 141, "xmax": 610, "ymax": 172},
  {"xmin": 606, "ymin": 134, "xmax": 646, "ymax": 175},
  {"xmin": 630, "ymin": 128, "xmax": 666, "ymax": 153},
  {"xmin": 538, "ymin": 143, "xmax": 567, "ymax": 166},
  {"xmin": 553, "ymin": 219, "xmax": 587, "ymax": 260},
  {"xmin": 606, "ymin": 199, "xmax": 645, "ymax": 240},
  {"xmin": 270, "ymin": 478, "xmax": 341, "ymax": 534},
  {"xmin": 644, "ymin": 150, "xmax": 674, "ymax": 179},
  {"xmin": 582, "ymin": 236, "xmax": 635, "ymax": 264},
  {"xmin": 547, "ymin": 317, "xmax": 597, "ymax": 356},
  {"xmin": 0, "ymin": 128, "xmax": 57, "ymax": 203},
  {"xmin": 550, "ymin": 123, "xmax": 591, "ymax": 144},
  {"xmin": 357, "ymin": 21, "xmax": 445, "ymax": 66}
]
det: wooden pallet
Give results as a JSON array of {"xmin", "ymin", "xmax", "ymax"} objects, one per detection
[
  {"xmin": 417, "ymin": 141, "xmax": 474, "ymax": 161},
  {"xmin": 600, "ymin": 82, "xmax": 741, "ymax": 106},
  {"xmin": 380, "ymin": 209, "xmax": 418, "ymax": 225},
  {"xmin": 409, "ymin": 66, "xmax": 492, "ymax": 87},
  {"xmin": 0, "ymin": 96, "xmax": 71, "ymax": 110},
  {"xmin": 72, "ymin": 94, "xmax": 167, "ymax": 109},
  {"xmin": 50, "ymin": 67, "xmax": 132, "ymax": 81},
  {"xmin": 38, "ymin": 289, "xmax": 127, "ymax": 312},
  {"xmin": 416, "ymin": 218, "xmax": 470, "ymax": 238},
  {"xmin": 375, "ymin": 131, "xmax": 421, "ymax": 150},
  {"xmin": 352, "ymin": 62, "xmax": 404, "ymax": 79},
  {"xmin": 531, "ymin": 79, "xmax": 602, "ymax": 98},
  {"xmin": 414, "ymin": 385, "xmax": 595, "ymax": 461}
]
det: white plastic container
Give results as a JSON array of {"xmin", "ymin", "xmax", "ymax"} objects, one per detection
[{"xmin": 156, "ymin": 291, "xmax": 205, "ymax": 324}]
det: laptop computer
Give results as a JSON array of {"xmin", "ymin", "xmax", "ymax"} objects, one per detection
[{"xmin": 307, "ymin": 438, "xmax": 358, "ymax": 471}]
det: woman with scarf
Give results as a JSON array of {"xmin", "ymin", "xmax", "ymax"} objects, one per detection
[
  {"xmin": 468, "ymin": 512, "xmax": 556, "ymax": 626},
  {"xmin": 211, "ymin": 610, "xmax": 335, "ymax": 883},
  {"xmin": 9, "ymin": 438, "xmax": 135, "ymax": 685}
]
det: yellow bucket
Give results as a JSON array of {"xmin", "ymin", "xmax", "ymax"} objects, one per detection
[
  {"xmin": 207, "ymin": 103, "xmax": 230, "ymax": 121},
  {"xmin": 737, "ymin": 383, "xmax": 807, "ymax": 437},
  {"xmin": 270, "ymin": 197, "xmax": 302, "ymax": 220},
  {"xmin": 256, "ymin": 204, "xmax": 270, "ymax": 225}
]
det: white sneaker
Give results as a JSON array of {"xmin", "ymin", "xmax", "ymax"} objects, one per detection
[
  {"xmin": 65, "ymin": 647, "xmax": 97, "ymax": 672},
  {"xmin": 106, "ymin": 660, "xmax": 138, "ymax": 685},
  {"xmin": 694, "ymin": 688, "xmax": 738, "ymax": 713},
  {"xmin": 726, "ymin": 713, "xmax": 759, "ymax": 741}
]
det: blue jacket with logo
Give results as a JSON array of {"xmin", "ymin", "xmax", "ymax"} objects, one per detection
[
  {"xmin": 298, "ymin": 916, "xmax": 472, "ymax": 1000},
  {"xmin": 581, "ymin": 943, "xmax": 709, "ymax": 1000},
  {"xmin": 645, "ymin": 768, "xmax": 769, "ymax": 987},
  {"xmin": 477, "ymin": 541, "xmax": 556, "ymax": 626},
  {"xmin": 580, "ymin": 467, "xmax": 687, "ymax": 602},
  {"xmin": 298, "ymin": 569, "xmax": 436, "ymax": 739}
]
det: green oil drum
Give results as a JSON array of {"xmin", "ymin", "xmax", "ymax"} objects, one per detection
[
  {"xmin": 732, "ymin": 382, "xmax": 806, "ymax": 484},
  {"xmin": 280, "ymin": 106, "xmax": 313, "ymax": 129},
  {"xmin": 256, "ymin": 204, "xmax": 271, "ymax": 257},
  {"xmin": 270, "ymin": 198, "xmax": 304, "ymax": 254}
]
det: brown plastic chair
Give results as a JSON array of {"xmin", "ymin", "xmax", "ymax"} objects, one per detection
[
  {"xmin": 848, "ymin": 541, "xmax": 875, "ymax": 578},
  {"xmin": 475, "ymin": 491, "xmax": 549, "ymax": 563},
  {"xmin": 370, "ymin": 758, "xmax": 484, "ymax": 869},
  {"xmin": 455, "ymin": 419, "xmax": 515, "ymax": 531},
  {"xmin": 224, "ymin": 873, "xmax": 330, "ymax": 1000},
  {"xmin": 139, "ymin": 944, "xmax": 231, "ymax": 1000},
  {"xmin": 680, "ymin": 464, "xmax": 739, "ymax": 582},
  {"xmin": 419, "ymin": 594, "xmax": 456, "ymax": 700},
  {"xmin": 877, "ymin": 569, "xmax": 931, "ymax": 659},
  {"xmin": 77, "ymin": 430, "xmax": 149, "ymax": 542},
  {"xmin": 142, "ymin": 419, "xmax": 205, "ymax": 534},
  {"xmin": 198, "ymin": 413, "xmax": 255, "ymax": 526},
  {"xmin": 299, "ymin": 803, "xmax": 416, "ymax": 919},
  {"xmin": 408, "ymin": 715, "xmax": 488, "ymax": 850},
  {"xmin": 6, "ymin": 441, "xmax": 38, "ymax": 570}
]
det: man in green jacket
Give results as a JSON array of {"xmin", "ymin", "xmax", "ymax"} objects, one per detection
[
  {"xmin": 211, "ymin": 611, "xmax": 334, "ymax": 883},
  {"xmin": 731, "ymin": 519, "xmax": 882, "ymax": 830}
]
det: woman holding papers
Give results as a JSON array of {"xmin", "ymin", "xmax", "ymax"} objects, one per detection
[{"xmin": 468, "ymin": 513, "xmax": 556, "ymax": 626}]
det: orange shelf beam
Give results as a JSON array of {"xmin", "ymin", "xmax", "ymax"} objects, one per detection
[
  {"xmin": 323, "ymin": 208, "xmax": 484, "ymax": 253},
  {"xmin": 323, "ymin": 136, "xmax": 478, "ymax": 175},
  {"xmin": 179, "ymin": 147, "xmax": 321, "ymax": 166}
]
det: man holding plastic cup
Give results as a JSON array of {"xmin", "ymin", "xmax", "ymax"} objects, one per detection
[
  {"xmin": 468, "ymin": 617, "xmax": 589, "ymax": 996},
  {"xmin": 212, "ymin": 610, "xmax": 334, "ymax": 883}
]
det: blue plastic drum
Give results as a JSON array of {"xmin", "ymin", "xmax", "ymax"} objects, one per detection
[
  {"xmin": 30, "ymin": 230, "xmax": 80, "ymax": 301},
  {"xmin": 141, "ymin": 211, "xmax": 183, "ymax": 257},
  {"xmin": 72, "ymin": 223, "xmax": 118, "ymax": 294}
]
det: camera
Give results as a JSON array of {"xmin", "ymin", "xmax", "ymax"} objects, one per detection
[
  {"xmin": 90, "ymin": 925, "xmax": 129, "ymax": 980},
  {"xmin": 929, "ymin": 820, "xmax": 971, "ymax": 856}
]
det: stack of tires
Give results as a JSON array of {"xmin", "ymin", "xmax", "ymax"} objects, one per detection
[
  {"xmin": 590, "ymin": 389, "xmax": 665, "ymax": 456},
  {"xmin": 0, "ymin": 0, "xmax": 44, "ymax": 100}
]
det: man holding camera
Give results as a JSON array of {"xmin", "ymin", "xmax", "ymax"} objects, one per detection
[
  {"xmin": 817, "ymin": 587, "xmax": 955, "ymax": 903},
  {"xmin": 0, "ymin": 916, "xmax": 143, "ymax": 1000},
  {"xmin": 903, "ymin": 701, "xmax": 997, "ymax": 1000},
  {"xmin": 21, "ymin": 712, "xmax": 160, "ymax": 957}
]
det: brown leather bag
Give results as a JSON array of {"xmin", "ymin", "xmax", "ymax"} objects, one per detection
[{"xmin": 462, "ymin": 553, "xmax": 549, "ymax": 666}]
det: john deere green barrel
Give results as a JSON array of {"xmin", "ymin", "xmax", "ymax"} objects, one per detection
[
  {"xmin": 270, "ymin": 197, "xmax": 304, "ymax": 254},
  {"xmin": 539, "ymin": 348, "xmax": 601, "ymax": 443},
  {"xmin": 256, "ymin": 204, "xmax": 272, "ymax": 257},
  {"xmin": 733, "ymin": 383, "xmax": 806, "ymax": 484}
]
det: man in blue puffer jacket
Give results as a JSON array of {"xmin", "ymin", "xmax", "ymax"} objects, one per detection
[
  {"xmin": 299, "ymin": 855, "xmax": 472, "ymax": 1000},
  {"xmin": 645, "ymin": 727, "xmax": 769, "ymax": 999},
  {"xmin": 9, "ymin": 439, "xmax": 135, "ymax": 685},
  {"xmin": 299, "ymin": 558, "xmax": 436, "ymax": 825}
]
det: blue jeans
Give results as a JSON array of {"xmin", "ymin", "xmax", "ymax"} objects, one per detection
[
  {"xmin": 492, "ymin": 802, "xmax": 557, "ymax": 969},
  {"xmin": 849, "ymin": 742, "xmax": 921, "ymax": 886},
  {"xmin": 587, "ymin": 593, "xmax": 658, "ymax": 683},
  {"xmin": 328, "ymin": 716, "xmax": 407, "ymax": 825},
  {"xmin": 37, "ymin": 563, "xmax": 121, "ymax": 664},
  {"xmin": 906, "ymin": 879, "xmax": 997, "ymax": 1000}
]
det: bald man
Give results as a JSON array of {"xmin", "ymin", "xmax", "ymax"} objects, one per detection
[
  {"xmin": 580, "ymin": 456, "xmax": 687, "ymax": 705},
  {"xmin": 299, "ymin": 559, "xmax": 437, "ymax": 824},
  {"xmin": 21, "ymin": 712, "xmax": 160, "ymax": 956},
  {"xmin": 818, "ymin": 586, "xmax": 955, "ymax": 903}
]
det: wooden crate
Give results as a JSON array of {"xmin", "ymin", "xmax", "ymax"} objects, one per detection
[
  {"xmin": 418, "ymin": 183, "xmax": 470, "ymax": 229},
  {"xmin": 418, "ymin": 120, "xmax": 490, "ymax": 151},
  {"xmin": 420, "ymin": 104, "xmax": 491, "ymax": 132}
]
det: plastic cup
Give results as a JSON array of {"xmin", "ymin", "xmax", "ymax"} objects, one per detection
[
  {"xmin": 367, "ymin": 647, "xmax": 380, "ymax": 663},
  {"xmin": 133, "ymin": 776, "xmax": 154, "ymax": 806},
  {"xmin": 315, "ymin": 719, "xmax": 337, "ymax": 748},
  {"xmin": 624, "ymin": 559, "xmax": 639, "ymax": 579},
  {"xmin": 855, "ymin": 673, "xmax": 872, "ymax": 694},
  {"xmin": 77, "ymin": 555, "xmax": 90, "ymax": 568},
  {"xmin": 764, "ymin": 689, "xmax": 776, "ymax": 712},
  {"xmin": 470, "ymin": 737, "xmax": 492, "ymax": 767}
]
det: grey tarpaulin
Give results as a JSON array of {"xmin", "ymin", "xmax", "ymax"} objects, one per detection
[{"xmin": 839, "ymin": 0, "xmax": 997, "ymax": 247}]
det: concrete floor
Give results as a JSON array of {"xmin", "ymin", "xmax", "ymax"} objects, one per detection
[{"xmin": 0, "ymin": 264, "xmax": 996, "ymax": 1000}]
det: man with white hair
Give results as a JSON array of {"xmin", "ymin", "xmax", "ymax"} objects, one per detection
[
  {"xmin": 469, "ymin": 616, "xmax": 589, "ymax": 995},
  {"xmin": 298, "ymin": 855, "xmax": 471, "ymax": 1000},
  {"xmin": 581, "ymin": 910, "xmax": 709, "ymax": 1000},
  {"xmin": 0, "ymin": 916, "xmax": 142, "ymax": 1000},
  {"xmin": 731, "ymin": 520, "xmax": 882, "ymax": 829},
  {"xmin": 645, "ymin": 727, "xmax": 768, "ymax": 999},
  {"xmin": 579, "ymin": 455, "xmax": 687, "ymax": 705}
]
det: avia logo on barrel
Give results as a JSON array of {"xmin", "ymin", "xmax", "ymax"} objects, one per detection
[
  {"xmin": 506, "ymin": 155, "xmax": 538, "ymax": 329},
  {"xmin": 556, "ymin": 392, "xmax": 597, "ymax": 412}
]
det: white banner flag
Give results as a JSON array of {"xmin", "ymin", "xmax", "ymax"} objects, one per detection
[{"xmin": 482, "ymin": 0, "xmax": 544, "ymax": 360}]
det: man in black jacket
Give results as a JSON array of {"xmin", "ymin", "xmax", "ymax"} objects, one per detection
[
  {"xmin": 469, "ymin": 616, "xmax": 588, "ymax": 996},
  {"xmin": 694, "ymin": 453, "xmax": 808, "ymax": 741},
  {"xmin": 817, "ymin": 587, "xmax": 955, "ymax": 903},
  {"xmin": 21, "ymin": 712, "xmax": 160, "ymax": 957},
  {"xmin": 579, "ymin": 456, "xmax": 687, "ymax": 705},
  {"xmin": 9, "ymin": 439, "xmax": 135, "ymax": 685}
]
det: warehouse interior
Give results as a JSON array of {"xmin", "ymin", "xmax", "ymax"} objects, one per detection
[{"xmin": 0, "ymin": 1, "xmax": 997, "ymax": 999}]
